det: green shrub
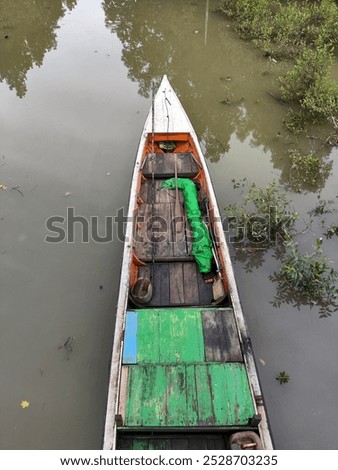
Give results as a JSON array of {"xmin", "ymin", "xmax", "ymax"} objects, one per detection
[
  {"xmin": 302, "ymin": 76, "xmax": 338, "ymax": 119},
  {"xmin": 262, "ymin": 2, "xmax": 310, "ymax": 57},
  {"xmin": 220, "ymin": 0, "xmax": 338, "ymax": 58},
  {"xmin": 307, "ymin": 0, "xmax": 338, "ymax": 47},
  {"xmin": 271, "ymin": 0, "xmax": 338, "ymax": 53},
  {"xmin": 219, "ymin": 0, "xmax": 273, "ymax": 40},
  {"xmin": 279, "ymin": 45, "xmax": 338, "ymax": 121},
  {"xmin": 280, "ymin": 46, "xmax": 331, "ymax": 101},
  {"xmin": 219, "ymin": 1, "xmax": 338, "ymax": 134}
]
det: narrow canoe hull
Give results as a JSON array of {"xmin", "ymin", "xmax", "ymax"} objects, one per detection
[{"xmin": 103, "ymin": 76, "xmax": 273, "ymax": 450}]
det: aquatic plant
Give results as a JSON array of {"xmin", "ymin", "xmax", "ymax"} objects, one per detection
[
  {"xmin": 325, "ymin": 225, "xmax": 338, "ymax": 239},
  {"xmin": 286, "ymin": 151, "xmax": 333, "ymax": 193},
  {"xmin": 308, "ymin": 199, "xmax": 336, "ymax": 217},
  {"xmin": 225, "ymin": 179, "xmax": 298, "ymax": 246},
  {"xmin": 276, "ymin": 371, "xmax": 289, "ymax": 385},
  {"xmin": 283, "ymin": 110, "xmax": 308, "ymax": 135},
  {"xmin": 274, "ymin": 239, "xmax": 338, "ymax": 316}
]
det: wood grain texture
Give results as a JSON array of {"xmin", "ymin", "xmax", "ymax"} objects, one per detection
[
  {"xmin": 124, "ymin": 363, "xmax": 255, "ymax": 427},
  {"xmin": 142, "ymin": 153, "xmax": 198, "ymax": 179},
  {"xmin": 201, "ymin": 309, "xmax": 243, "ymax": 362}
]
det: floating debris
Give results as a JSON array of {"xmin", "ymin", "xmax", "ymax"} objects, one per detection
[
  {"xmin": 58, "ymin": 336, "xmax": 75, "ymax": 361},
  {"xmin": 0, "ymin": 184, "xmax": 7, "ymax": 190},
  {"xmin": 10, "ymin": 186, "xmax": 24, "ymax": 197},
  {"xmin": 20, "ymin": 400, "xmax": 30, "ymax": 409},
  {"xmin": 29, "ymin": 184, "xmax": 39, "ymax": 193},
  {"xmin": 220, "ymin": 98, "xmax": 231, "ymax": 106}
]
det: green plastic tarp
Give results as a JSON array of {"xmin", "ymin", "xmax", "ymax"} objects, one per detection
[{"xmin": 160, "ymin": 178, "xmax": 213, "ymax": 273}]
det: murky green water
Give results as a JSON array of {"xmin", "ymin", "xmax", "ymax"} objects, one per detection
[{"xmin": 1, "ymin": 0, "xmax": 337, "ymax": 449}]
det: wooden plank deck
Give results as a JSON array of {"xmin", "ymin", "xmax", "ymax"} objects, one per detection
[
  {"xmin": 123, "ymin": 363, "xmax": 255, "ymax": 427},
  {"xmin": 137, "ymin": 262, "xmax": 213, "ymax": 307},
  {"xmin": 118, "ymin": 308, "xmax": 251, "ymax": 431},
  {"xmin": 202, "ymin": 309, "xmax": 243, "ymax": 362},
  {"xmin": 122, "ymin": 308, "xmax": 243, "ymax": 366},
  {"xmin": 135, "ymin": 179, "xmax": 193, "ymax": 262},
  {"xmin": 133, "ymin": 170, "xmax": 215, "ymax": 307},
  {"xmin": 142, "ymin": 152, "xmax": 199, "ymax": 179},
  {"xmin": 117, "ymin": 432, "xmax": 228, "ymax": 450}
]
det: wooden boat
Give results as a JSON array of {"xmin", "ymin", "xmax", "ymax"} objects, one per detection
[{"xmin": 103, "ymin": 75, "xmax": 273, "ymax": 450}]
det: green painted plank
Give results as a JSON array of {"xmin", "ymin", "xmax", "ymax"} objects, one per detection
[
  {"xmin": 125, "ymin": 365, "xmax": 143, "ymax": 426},
  {"xmin": 125, "ymin": 363, "xmax": 255, "ymax": 428},
  {"xmin": 195, "ymin": 364, "xmax": 215, "ymax": 426},
  {"xmin": 126, "ymin": 365, "xmax": 167, "ymax": 427},
  {"xmin": 185, "ymin": 364, "xmax": 199, "ymax": 426},
  {"xmin": 166, "ymin": 365, "xmax": 187, "ymax": 426},
  {"xmin": 137, "ymin": 310, "xmax": 161, "ymax": 364},
  {"xmin": 229, "ymin": 363, "xmax": 255, "ymax": 424},
  {"xmin": 160, "ymin": 310, "xmax": 185, "ymax": 363},
  {"xmin": 141, "ymin": 365, "xmax": 167, "ymax": 426},
  {"xmin": 209, "ymin": 363, "xmax": 255, "ymax": 425},
  {"xmin": 210, "ymin": 363, "xmax": 235, "ymax": 425},
  {"xmin": 159, "ymin": 310, "xmax": 204, "ymax": 363},
  {"xmin": 137, "ymin": 309, "xmax": 205, "ymax": 364}
]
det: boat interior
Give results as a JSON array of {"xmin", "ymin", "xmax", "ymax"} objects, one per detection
[
  {"xmin": 114, "ymin": 133, "xmax": 263, "ymax": 450},
  {"xmin": 128, "ymin": 132, "xmax": 229, "ymax": 310}
]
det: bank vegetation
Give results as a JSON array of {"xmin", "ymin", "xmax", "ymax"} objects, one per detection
[{"xmin": 219, "ymin": 0, "xmax": 338, "ymax": 138}]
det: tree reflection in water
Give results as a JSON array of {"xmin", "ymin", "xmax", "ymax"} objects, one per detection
[
  {"xmin": 0, "ymin": 0, "xmax": 77, "ymax": 97},
  {"xmin": 102, "ymin": 0, "xmax": 335, "ymax": 194}
]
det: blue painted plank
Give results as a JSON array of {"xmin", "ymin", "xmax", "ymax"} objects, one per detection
[{"xmin": 123, "ymin": 311, "xmax": 138, "ymax": 364}]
